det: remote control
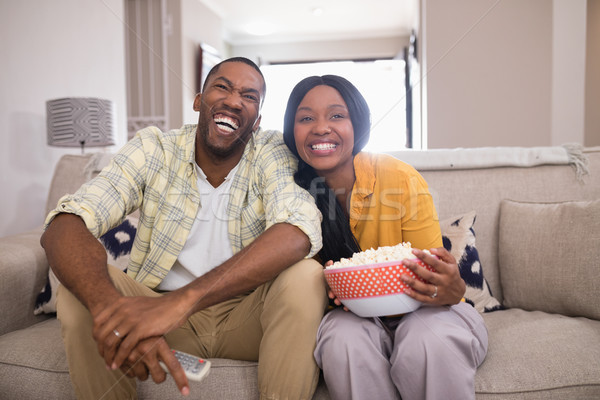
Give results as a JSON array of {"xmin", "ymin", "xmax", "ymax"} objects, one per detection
[{"xmin": 159, "ymin": 349, "xmax": 211, "ymax": 382}]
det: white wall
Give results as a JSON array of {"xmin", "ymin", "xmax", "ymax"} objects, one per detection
[
  {"xmin": 422, "ymin": 0, "xmax": 552, "ymax": 148},
  {"xmin": 421, "ymin": 0, "xmax": 588, "ymax": 148},
  {"xmin": 180, "ymin": 0, "xmax": 226, "ymax": 125},
  {"xmin": 585, "ymin": 0, "xmax": 600, "ymax": 146},
  {"xmin": 0, "ymin": 0, "xmax": 127, "ymax": 238},
  {"xmin": 1, "ymin": 0, "xmax": 595, "ymax": 237},
  {"xmin": 232, "ymin": 36, "xmax": 408, "ymax": 65},
  {"xmin": 552, "ymin": 0, "xmax": 587, "ymax": 146}
]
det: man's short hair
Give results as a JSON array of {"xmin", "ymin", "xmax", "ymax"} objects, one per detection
[{"xmin": 202, "ymin": 57, "xmax": 266, "ymax": 103}]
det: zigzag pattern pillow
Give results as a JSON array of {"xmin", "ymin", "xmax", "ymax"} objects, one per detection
[
  {"xmin": 440, "ymin": 211, "xmax": 502, "ymax": 313},
  {"xmin": 34, "ymin": 214, "xmax": 138, "ymax": 315}
]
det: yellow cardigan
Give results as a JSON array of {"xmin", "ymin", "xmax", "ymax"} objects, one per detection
[{"xmin": 349, "ymin": 152, "xmax": 443, "ymax": 252}]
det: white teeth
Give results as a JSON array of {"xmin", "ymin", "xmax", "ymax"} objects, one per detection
[
  {"xmin": 214, "ymin": 116, "xmax": 239, "ymax": 132},
  {"xmin": 312, "ymin": 143, "xmax": 336, "ymax": 150},
  {"xmin": 217, "ymin": 124, "xmax": 235, "ymax": 133}
]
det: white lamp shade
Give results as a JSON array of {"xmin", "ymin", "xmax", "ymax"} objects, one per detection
[{"xmin": 46, "ymin": 97, "xmax": 116, "ymax": 148}]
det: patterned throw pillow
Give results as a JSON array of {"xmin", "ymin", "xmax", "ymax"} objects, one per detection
[
  {"xmin": 440, "ymin": 211, "xmax": 502, "ymax": 313},
  {"xmin": 34, "ymin": 215, "xmax": 138, "ymax": 315}
]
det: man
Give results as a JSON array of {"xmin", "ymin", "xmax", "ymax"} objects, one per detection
[{"xmin": 41, "ymin": 57, "xmax": 327, "ymax": 399}]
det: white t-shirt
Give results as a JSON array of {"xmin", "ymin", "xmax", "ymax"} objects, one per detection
[{"xmin": 156, "ymin": 163, "xmax": 238, "ymax": 291}]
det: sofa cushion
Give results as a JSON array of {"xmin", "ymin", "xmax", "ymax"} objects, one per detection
[
  {"xmin": 34, "ymin": 214, "xmax": 138, "ymax": 314},
  {"xmin": 0, "ymin": 320, "xmax": 331, "ymax": 400},
  {"xmin": 498, "ymin": 199, "xmax": 600, "ymax": 319},
  {"xmin": 476, "ymin": 309, "xmax": 600, "ymax": 398},
  {"xmin": 0, "ymin": 227, "xmax": 50, "ymax": 336},
  {"xmin": 440, "ymin": 211, "xmax": 502, "ymax": 313},
  {"xmin": 45, "ymin": 153, "xmax": 100, "ymax": 216},
  {"xmin": 0, "ymin": 318, "xmax": 75, "ymax": 399},
  {"xmin": 0, "ymin": 319, "xmax": 265, "ymax": 400}
]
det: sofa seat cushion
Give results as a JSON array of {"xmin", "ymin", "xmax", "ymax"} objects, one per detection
[
  {"xmin": 0, "ymin": 318, "xmax": 75, "ymax": 399},
  {"xmin": 476, "ymin": 308, "xmax": 600, "ymax": 399},
  {"xmin": 0, "ymin": 318, "xmax": 262, "ymax": 399},
  {"xmin": 0, "ymin": 317, "xmax": 332, "ymax": 399}
]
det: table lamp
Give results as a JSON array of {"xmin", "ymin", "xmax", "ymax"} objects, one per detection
[{"xmin": 46, "ymin": 97, "xmax": 116, "ymax": 153}]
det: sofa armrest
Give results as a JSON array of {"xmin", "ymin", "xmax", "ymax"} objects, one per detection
[{"xmin": 0, "ymin": 227, "xmax": 53, "ymax": 336}]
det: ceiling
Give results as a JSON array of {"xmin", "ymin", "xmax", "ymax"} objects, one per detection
[{"xmin": 198, "ymin": 0, "xmax": 419, "ymax": 46}]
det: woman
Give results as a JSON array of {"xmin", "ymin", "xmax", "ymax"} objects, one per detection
[{"xmin": 283, "ymin": 75, "xmax": 488, "ymax": 400}]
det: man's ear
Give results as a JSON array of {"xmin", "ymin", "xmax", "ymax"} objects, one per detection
[
  {"xmin": 193, "ymin": 93, "xmax": 203, "ymax": 111},
  {"xmin": 252, "ymin": 115, "xmax": 262, "ymax": 132}
]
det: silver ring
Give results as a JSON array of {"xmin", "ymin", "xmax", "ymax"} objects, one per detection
[
  {"xmin": 113, "ymin": 329, "xmax": 121, "ymax": 338},
  {"xmin": 431, "ymin": 286, "xmax": 438, "ymax": 299}
]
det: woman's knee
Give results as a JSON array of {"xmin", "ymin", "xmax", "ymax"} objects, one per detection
[
  {"xmin": 394, "ymin": 305, "xmax": 486, "ymax": 364},
  {"xmin": 316, "ymin": 309, "xmax": 390, "ymax": 366},
  {"xmin": 317, "ymin": 309, "xmax": 385, "ymax": 349}
]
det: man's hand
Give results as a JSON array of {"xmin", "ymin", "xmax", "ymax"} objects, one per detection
[
  {"xmin": 92, "ymin": 292, "xmax": 192, "ymax": 371},
  {"xmin": 119, "ymin": 336, "xmax": 190, "ymax": 396},
  {"xmin": 400, "ymin": 247, "xmax": 466, "ymax": 305}
]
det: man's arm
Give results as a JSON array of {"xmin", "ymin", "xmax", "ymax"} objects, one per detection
[
  {"xmin": 41, "ymin": 213, "xmax": 192, "ymax": 395},
  {"xmin": 184, "ymin": 222, "xmax": 312, "ymax": 310},
  {"xmin": 96, "ymin": 222, "xmax": 311, "ymax": 370},
  {"xmin": 40, "ymin": 213, "xmax": 121, "ymax": 314}
]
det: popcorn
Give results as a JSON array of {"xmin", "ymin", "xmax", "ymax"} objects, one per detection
[{"xmin": 327, "ymin": 242, "xmax": 429, "ymax": 269}]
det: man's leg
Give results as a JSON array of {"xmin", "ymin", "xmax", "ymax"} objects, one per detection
[
  {"xmin": 258, "ymin": 259, "xmax": 327, "ymax": 400},
  {"xmin": 204, "ymin": 259, "xmax": 326, "ymax": 400},
  {"xmin": 57, "ymin": 265, "xmax": 160, "ymax": 400}
]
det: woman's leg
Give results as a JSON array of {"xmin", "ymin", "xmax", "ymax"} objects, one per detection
[
  {"xmin": 391, "ymin": 302, "xmax": 488, "ymax": 400},
  {"xmin": 314, "ymin": 308, "xmax": 401, "ymax": 400}
]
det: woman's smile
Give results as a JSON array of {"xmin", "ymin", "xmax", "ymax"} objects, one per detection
[{"xmin": 293, "ymin": 85, "xmax": 355, "ymax": 177}]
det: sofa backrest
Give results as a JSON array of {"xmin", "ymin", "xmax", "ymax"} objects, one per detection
[
  {"xmin": 45, "ymin": 153, "xmax": 113, "ymax": 217},
  {"xmin": 46, "ymin": 147, "xmax": 600, "ymax": 302},
  {"xmin": 390, "ymin": 147, "xmax": 600, "ymax": 301}
]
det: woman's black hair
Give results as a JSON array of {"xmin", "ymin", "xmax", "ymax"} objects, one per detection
[{"xmin": 282, "ymin": 75, "xmax": 371, "ymax": 262}]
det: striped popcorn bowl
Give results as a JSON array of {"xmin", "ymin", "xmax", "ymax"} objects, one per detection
[{"xmin": 324, "ymin": 259, "xmax": 434, "ymax": 317}]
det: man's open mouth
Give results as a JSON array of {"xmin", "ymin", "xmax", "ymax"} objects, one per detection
[{"xmin": 214, "ymin": 114, "xmax": 239, "ymax": 133}]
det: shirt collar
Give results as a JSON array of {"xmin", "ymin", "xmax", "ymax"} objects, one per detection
[
  {"xmin": 352, "ymin": 152, "xmax": 376, "ymax": 198},
  {"xmin": 184, "ymin": 124, "xmax": 198, "ymax": 166},
  {"xmin": 187, "ymin": 124, "xmax": 255, "ymax": 184},
  {"xmin": 195, "ymin": 160, "xmax": 240, "ymax": 183}
]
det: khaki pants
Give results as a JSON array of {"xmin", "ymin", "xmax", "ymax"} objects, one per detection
[{"xmin": 57, "ymin": 259, "xmax": 327, "ymax": 400}]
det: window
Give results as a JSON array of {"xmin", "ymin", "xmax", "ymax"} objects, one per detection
[{"xmin": 260, "ymin": 59, "xmax": 409, "ymax": 152}]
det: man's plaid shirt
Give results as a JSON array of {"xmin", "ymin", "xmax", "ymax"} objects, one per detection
[{"xmin": 45, "ymin": 125, "xmax": 322, "ymax": 288}]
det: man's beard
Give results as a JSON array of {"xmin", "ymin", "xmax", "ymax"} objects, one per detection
[{"xmin": 197, "ymin": 118, "xmax": 249, "ymax": 160}]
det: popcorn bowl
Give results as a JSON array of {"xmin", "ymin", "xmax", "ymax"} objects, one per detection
[{"xmin": 324, "ymin": 259, "xmax": 434, "ymax": 317}]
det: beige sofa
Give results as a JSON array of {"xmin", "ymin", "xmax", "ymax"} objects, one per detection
[{"xmin": 1, "ymin": 146, "xmax": 599, "ymax": 399}]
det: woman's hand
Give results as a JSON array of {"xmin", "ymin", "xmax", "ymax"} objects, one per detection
[
  {"xmin": 324, "ymin": 260, "xmax": 349, "ymax": 311},
  {"xmin": 400, "ymin": 247, "xmax": 466, "ymax": 305}
]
